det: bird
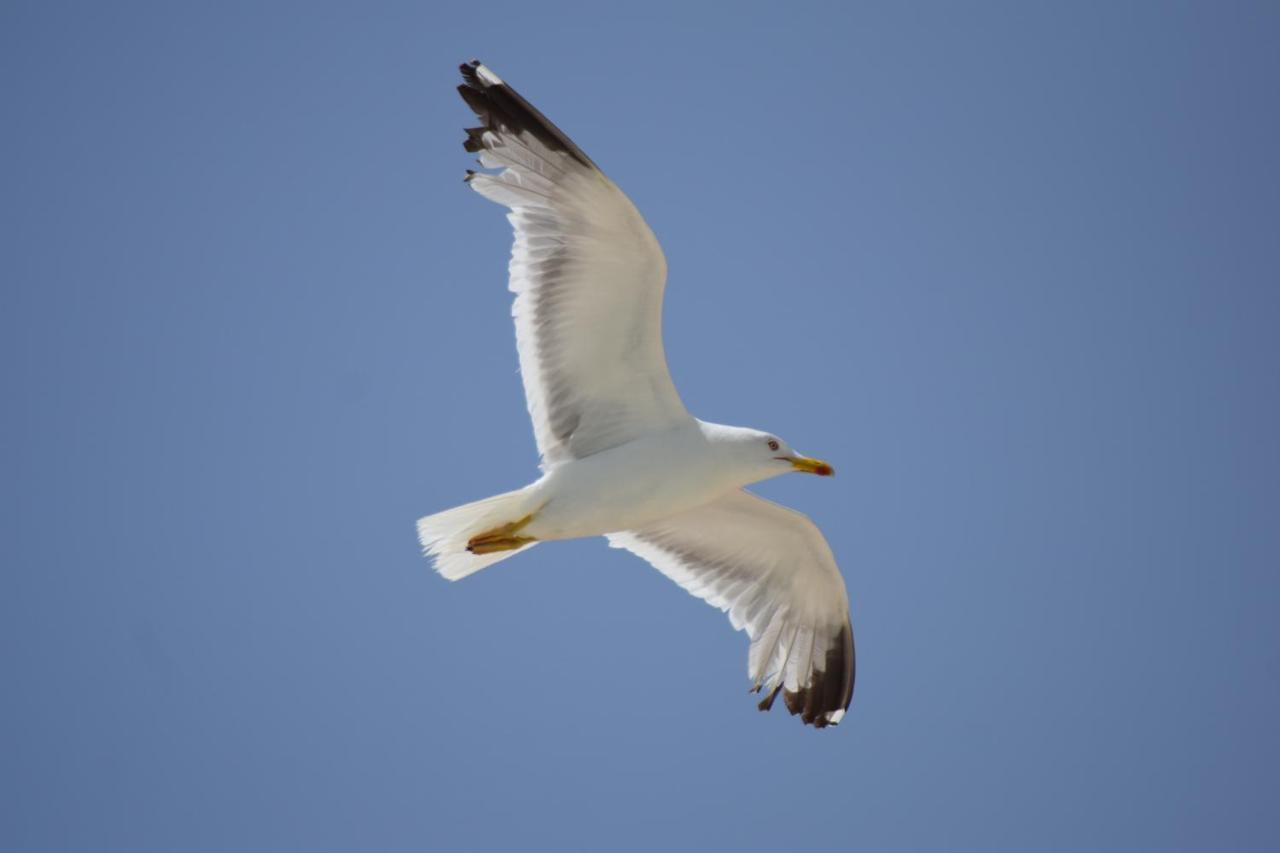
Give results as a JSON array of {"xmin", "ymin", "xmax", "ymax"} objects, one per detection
[{"xmin": 418, "ymin": 60, "xmax": 854, "ymax": 727}]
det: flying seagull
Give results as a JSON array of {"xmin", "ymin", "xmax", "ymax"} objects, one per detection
[{"xmin": 418, "ymin": 61, "xmax": 855, "ymax": 727}]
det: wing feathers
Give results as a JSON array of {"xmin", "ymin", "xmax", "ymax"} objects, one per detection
[
  {"xmin": 459, "ymin": 60, "xmax": 598, "ymax": 170},
  {"xmin": 783, "ymin": 623, "xmax": 855, "ymax": 726},
  {"xmin": 457, "ymin": 60, "xmax": 689, "ymax": 466},
  {"xmin": 608, "ymin": 490, "xmax": 855, "ymax": 728}
]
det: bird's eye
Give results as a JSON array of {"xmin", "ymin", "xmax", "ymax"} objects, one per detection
[{"xmin": 767, "ymin": 439, "xmax": 780, "ymax": 452}]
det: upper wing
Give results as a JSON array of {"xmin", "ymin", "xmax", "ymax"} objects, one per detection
[
  {"xmin": 457, "ymin": 61, "xmax": 690, "ymax": 467},
  {"xmin": 607, "ymin": 490, "xmax": 855, "ymax": 728}
]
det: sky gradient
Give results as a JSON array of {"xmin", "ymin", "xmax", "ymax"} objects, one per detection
[{"xmin": 4, "ymin": 1, "xmax": 1280, "ymax": 850}]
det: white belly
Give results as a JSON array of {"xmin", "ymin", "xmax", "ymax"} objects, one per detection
[{"xmin": 523, "ymin": 425, "xmax": 735, "ymax": 541}]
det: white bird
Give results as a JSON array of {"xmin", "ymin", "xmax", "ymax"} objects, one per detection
[{"xmin": 418, "ymin": 61, "xmax": 854, "ymax": 727}]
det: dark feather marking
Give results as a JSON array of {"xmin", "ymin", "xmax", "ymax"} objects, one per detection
[
  {"xmin": 775, "ymin": 622, "xmax": 855, "ymax": 729},
  {"xmin": 757, "ymin": 683, "xmax": 783, "ymax": 712},
  {"xmin": 457, "ymin": 60, "xmax": 597, "ymax": 170}
]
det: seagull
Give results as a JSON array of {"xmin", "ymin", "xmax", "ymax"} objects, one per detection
[{"xmin": 418, "ymin": 61, "xmax": 855, "ymax": 727}]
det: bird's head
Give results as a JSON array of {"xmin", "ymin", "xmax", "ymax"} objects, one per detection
[{"xmin": 708, "ymin": 424, "xmax": 835, "ymax": 485}]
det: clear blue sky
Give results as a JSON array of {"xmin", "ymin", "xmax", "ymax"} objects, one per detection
[{"xmin": 4, "ymin": 1, "xmax": 1279, "ymax": 850}]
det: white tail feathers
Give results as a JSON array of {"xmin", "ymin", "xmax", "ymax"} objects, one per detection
[{"xmin": 416, "ymin": 488, "xmax": 538, "ymax": 580}]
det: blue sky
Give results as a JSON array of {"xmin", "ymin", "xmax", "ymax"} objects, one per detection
[{"xmin": 4, "ymin": 1, "xmax": 1279, "ymax": 850}]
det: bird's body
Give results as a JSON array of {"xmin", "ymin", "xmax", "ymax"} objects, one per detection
[
  {"xmin": 418, "ymin": 61, "xmax": 856, "ymax": 727},
  {"xmin": 525, "ymin": 421, "xmax": 771, "ymax": 540}
]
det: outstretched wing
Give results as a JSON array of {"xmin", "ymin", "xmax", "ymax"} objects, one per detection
[
  {"xmin": 457, "ymin": 61, "xmax": 690, "ymax": 467},
  {"xmin": 608, "ymin": 490, "xmax": 855, "ymax": 728}
]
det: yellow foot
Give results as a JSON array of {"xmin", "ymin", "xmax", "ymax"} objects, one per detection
[
  {"xmin": 467, "ymin": 535, "xmax": 536, "ymax": 555},
  {"xmin": 467, "ymin": 514, "xmax": 537, "ymax": 555}
]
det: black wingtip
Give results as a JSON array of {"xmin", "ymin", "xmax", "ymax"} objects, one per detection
[
  {"xmin": 456, "ymin": 59, "xmax": 597, "ymax": 170},
  {"xmin": 762, "ymin": 623, "xmax": 856, "ymax": 729},
  {"xmin": 757, "ymin": 683, "xmax": 783, "ymax": 712}
]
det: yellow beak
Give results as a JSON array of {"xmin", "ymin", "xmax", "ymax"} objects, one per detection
[{"xmin": 790, "ymin": 456, "xmax": 835, "ymax": 477}]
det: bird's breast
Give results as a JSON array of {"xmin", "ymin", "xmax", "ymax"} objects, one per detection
[{"xmin": 525, "ymin": 430, "xmax": 733, "ymax": 540}]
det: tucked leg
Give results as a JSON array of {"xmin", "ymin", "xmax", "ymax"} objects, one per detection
[{"xmin": 467, "ymin": 514, "xmax": 537, "ymax": 554}]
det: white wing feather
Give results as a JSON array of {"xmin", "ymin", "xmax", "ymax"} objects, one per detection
[
  {"xmin": 458, "ymin": 62, "xmax": 690, "ymax": 467},
  {"xmin": 607, "ymin": 490, "xmax": 855, "ymax": 727}
]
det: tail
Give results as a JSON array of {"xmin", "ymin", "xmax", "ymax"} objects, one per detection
[{"xmin": 416, "ymin": 487, "xmax": 539, "ymax": 580}]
